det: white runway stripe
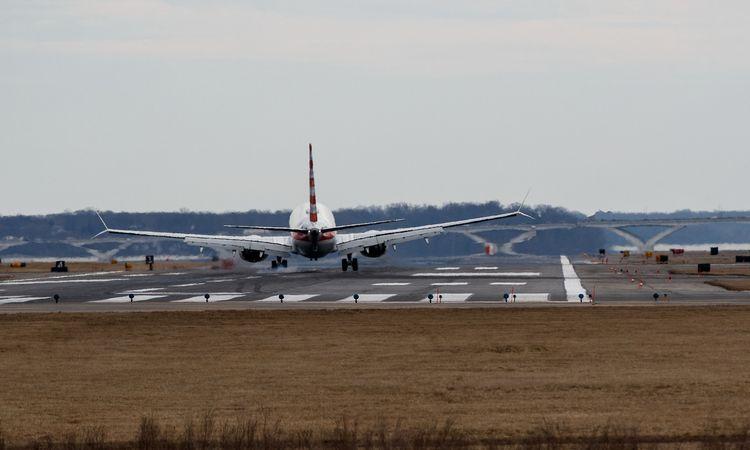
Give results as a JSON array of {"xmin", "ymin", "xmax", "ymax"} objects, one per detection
[
  {"xmin": 207, "ymin": 278, "xmax": 237, "ymax": 283},
  {"xmin": 490, "ymin": 282, "xmax": 528, "ymax": 286},
  {"xmin": 0, "ymin": 296, "xmax": 49, "ymax": 305},
  {"xmin": 474, "ymin": 266, "xmax": 499, "ymax": 270},
  {"xmin": 0, "ymin": 278, "xmax": 122, "ymax": 286},
  {"xmin": 2, "ymin": 271, "xmax": 123, "ymax": 283},
  {"xmin": 257, "ymin": 294, "xmax": 318, "ymax": 303},
  {"xmin": 431, "ymin": 282, "xmax": 468, "ymax": 286},
  {"xmin": 128, "ymin": 288, "xmax": 164, "ymax": 293},
  {"xmin": 422, "ymin": 293, "xmax": 473, "ymax": 302},
  {"xmin": 435, "ymin": 267, "xmax": 460, "ymax": 270},
  {"xmin": 372, "ymin": 282, "xmax": 411, "ymax": 286},
  {"xmin": 337, "ymin": 294, "xmax": 396, "ymax": 303},
  {"xmin": 173, "ymin": 294, "xmax": 245, "ymax": 303},
  {"xmin": 90, "ymin": 295, "xmax": 166, "ymax": 303},
  {"xmin": 561, "ymin": 255, "xmax": 589, "ymax": 302},
  {"xmin": 503, "ymin": 293, "xmax": 551, "ymax": 302},
  {"xmin": 412, "ymin": 272, "xmax": 540, "ymax": 278},
  {"xmin": 162, "ymin": 272, "xmax": 186, "ymax": 276},
  {"xmin": 170, "ymin": 283, "xmax": 205, "ymax": 287},
  {"xmin": 122, "ymin": 274, "xmax": 154, "ymax": 278}
]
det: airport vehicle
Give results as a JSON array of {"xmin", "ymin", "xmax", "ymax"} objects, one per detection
[{"xmin": 95, "ymin": 145, "xmax": 531, "ymax": 271}]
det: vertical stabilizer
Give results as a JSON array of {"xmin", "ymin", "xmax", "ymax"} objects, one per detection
[{"xmin": 308, "ymin": 143, "xmax": 318, "ymax": 223}]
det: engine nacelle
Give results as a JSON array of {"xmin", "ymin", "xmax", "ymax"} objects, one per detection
[
  {"xmin": 239, "ymin": 249, "xmax": 268, "ymax": 263},
  {"xmin": 360, "ymin": 243, "xmax": 387, "ymax": 258}
]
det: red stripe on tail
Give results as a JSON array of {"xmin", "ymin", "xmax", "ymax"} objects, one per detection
[{"xmin": 308, "ymin": 143, "xmax": 318, "ymax": 223}]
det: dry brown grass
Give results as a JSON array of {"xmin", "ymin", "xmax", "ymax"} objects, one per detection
[{"xmin": 1, "ymin": 307, "xmax": 750, "ymax": 446}]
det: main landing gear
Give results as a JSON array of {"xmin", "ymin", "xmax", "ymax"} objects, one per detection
[
  {"xmin": 271, "ymin": 257, "xmax": 288, "ymax": 270},
  {"xmin": 341, "ymin": 254, "xmax": 359, "ymax": 272}
]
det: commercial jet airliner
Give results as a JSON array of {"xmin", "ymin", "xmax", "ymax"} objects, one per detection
[{"xmin": 95, "ymin": 144, "xmax": 532, "ymax": 271}]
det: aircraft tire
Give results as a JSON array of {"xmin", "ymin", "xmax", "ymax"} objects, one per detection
[
  {"xmin": 351, "ymin": 258, "xmax": 359, "ymax": 272},
  {"xmin": 341, "ymin": 259, "xmax": 349, "ymax": 272}
]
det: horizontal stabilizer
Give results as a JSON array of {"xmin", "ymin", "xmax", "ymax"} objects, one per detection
[
  {"xmin": 322, "ymin": 218, "xmax": 404, "ymax": 233},
  {"xmin": 223, "ymin": 225, "xmax": 307, "ymax": 233}
]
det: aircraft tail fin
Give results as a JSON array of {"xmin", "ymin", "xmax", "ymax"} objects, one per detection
[{"xmin": 308, "ymin": 143, "xmax": 318, "ymax": 223}]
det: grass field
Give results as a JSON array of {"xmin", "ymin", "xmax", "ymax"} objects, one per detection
[{"xmin": 1, "ymin": 307, "xmax": 750, "ymax": 447}]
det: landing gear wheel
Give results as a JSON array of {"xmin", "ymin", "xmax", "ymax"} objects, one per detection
[
  {"xmin": 351, "ymin": 258, "xmax": 359, "ymax": 272},
  {"xmin": 271, "ymin": 260, "xmax": 278, "ymax": 270},
  {"xmin": 341, "ymin": 259, "xmax": 349, "ymax": 272},
  {"xmin": 281, "ymin": 259, "xmax": 288, "ymax": 268}
]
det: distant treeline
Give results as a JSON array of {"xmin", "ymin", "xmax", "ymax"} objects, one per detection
[{"xmin": 1, "ymin": 204, "xmax": 750, "ymax": 258}]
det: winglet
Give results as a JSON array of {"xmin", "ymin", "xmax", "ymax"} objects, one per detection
[
  {"xmin": 515, "ymin": 188, "xmax": 536, "ymax": 220},
  {"xmin": 91, "ymin": 211, "xmax": 110, "ymax": 239}
]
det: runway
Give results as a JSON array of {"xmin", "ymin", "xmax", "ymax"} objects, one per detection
[{"xmin": 2, "ymin": 255, "xmax": 750, "ymax": 312}]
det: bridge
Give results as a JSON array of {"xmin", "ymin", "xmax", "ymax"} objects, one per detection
[{"xmin": 452, "ymin": 217, "xmax": 750, "ymax": 255}]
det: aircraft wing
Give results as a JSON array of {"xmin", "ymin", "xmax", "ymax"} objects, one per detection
[
  {"xmin": 96, "ymin": 224, "xmax": 293, "ymax": 256},
  {"xmin": 335, "ymin": 210, "xmax": 529, "ymax": 254}
]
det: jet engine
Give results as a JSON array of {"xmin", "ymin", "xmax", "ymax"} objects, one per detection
[
  {"xmin": 240, "ymin": 249, "xmax": 268, "ymax": 263},
  {"xmin": 360, "ymin": 243, "xmax": 387, "ymax": 258}
]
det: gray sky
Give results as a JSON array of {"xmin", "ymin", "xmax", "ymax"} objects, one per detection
[{"xmin": 2, "ymin": 1, "xmax": 749, "ymax": 216}]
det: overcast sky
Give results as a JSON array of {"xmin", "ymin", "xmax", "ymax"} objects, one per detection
[{"xmin": 2, "ymin": 1, "xmax": 749, "ymax": 216}]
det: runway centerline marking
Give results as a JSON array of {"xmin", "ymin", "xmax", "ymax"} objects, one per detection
[
  {"xmin": 561, "ymin": 255, "xmax": 588, "ymax": 302},
  {"xmin": 435, "ymin": 267, "xmax": 460, "ymax": 271},
  {"xmin": 206, "ymin": 278, "xmax": 237, "ymax": 283},
  {"xmin": 490, "ymin": 282, "xmax": 528, "ymax": 286},
  {"xmin": 170, "ymin": 283, "xmax": 205, "ymax": 287},
  {"xmin": 337, "ymin": 294, "xmax": 396, "ymax": 303},
  {"xmin": 372, "ymin": 282, "xmax": 411, "ymax": 286},
  {"xmin": 258, "ymin": 294, "xmax": 318, "ymax": 303},
  {"xmin": 173, "ymin": 294, "xmax": 245, "ymax": 303},
  {"xmin": 431, "ymin": 282, "xmax": 469, "ymax": 286},
  {"xmin": 122, "ymin": 274, "xmax": 154, "ymax": 278},
  {"xmin": 90, "ymin": 295, "xmax": 166, "ymax": 303},
  {"xmin": 412, "ymin": 272, "xmax": 540, "ymax": 278},
  {"xmin": 474, "ymin": 266, "xmax": 499, "ymax": 270}
]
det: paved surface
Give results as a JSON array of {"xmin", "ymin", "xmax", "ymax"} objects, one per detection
[{"xmin": 1, "ymin": 255, "xmax": 750, "ymax": 312}]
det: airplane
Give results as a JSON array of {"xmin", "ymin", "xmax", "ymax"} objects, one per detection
[{"xmin": 94, "ymin": 144, "xmax": 532, "ymax": 271}]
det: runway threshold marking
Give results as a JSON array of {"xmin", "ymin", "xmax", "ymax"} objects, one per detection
[
  {"xmin": 172, "ymin": 294, "xmax": 245, "ymax": 303},
  {"xmin": 90, "ymin": 295, "xmax": 166, "ymax": 303},
  {"xmin": 372, "ymin": 282, "xmax": 411, "ymax": 286},
  {"xmin": 0, "ymin": 296, "xmax": 50, "ymax": 305},
  {"xmin": 560, "ymin": 255, "xmax": 588, "ymax": 302},
  {"xmin": 412, "ymin": 272, "xmax": 540, "ymax": 277},
  {"xmin": 257, "ymin": 294, "xmax": 318, "ymax": 303},
  {"xmin": 337, "ymin": 294, "xmax": 397, "ymax": 303},
  {"xmin": 421, "ymin": 293, "xmax": 473, "ymax": 302},
  {"xmin": 503, "ymin": 293, "xmax": 551, "ymax": 302},
  {"xmin": 431, "ymin": 282, "xmax": 469, "ymax": 286}
]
